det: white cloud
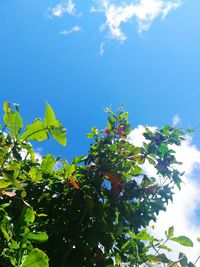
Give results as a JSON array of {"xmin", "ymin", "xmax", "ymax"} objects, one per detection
[
  {"xmin": 128, "ymin": 126, "xmax": 200, "ymax": 263},
  {"xmin": 92, "ymin": 0, "xmax": 181, "ymax": 41},
  {"xmin": 47, "ymin": 0, "xmax": 182, "ymax": 44},
  {"xmin": 172, "ymin": 114, "xmax": 181, "ymax": 127},
  {"xmin": 50, "ymin": 0, "xmax": 76, "ymax": 17},
  {"xmin": 60, "ymin": 25, "xmax": 81, "ymax": 35}
]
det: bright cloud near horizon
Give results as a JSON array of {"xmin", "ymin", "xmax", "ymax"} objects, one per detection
[
  {"xmin": 129, "ymin": 126, "xmax": 200, "ymax": 262},
  {"xmin": 49, "ymin": 0, "xmax": 182, "ymax": 42}
]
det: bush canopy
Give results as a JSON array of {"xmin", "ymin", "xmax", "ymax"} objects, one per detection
[{"xmin": 0, "ymin": 102, "xmax": 199, "ymax": 266}]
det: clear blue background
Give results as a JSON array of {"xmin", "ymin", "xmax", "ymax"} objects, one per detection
[{"xmin": 0, "ymin": 0, "xmax": 200, "ymax": 160}]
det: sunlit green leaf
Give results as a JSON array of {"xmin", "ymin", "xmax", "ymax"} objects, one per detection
[
  {"xmin": 20, "ymin": 120, "xmax": 48, "ymax": 141},
  {"xmin": 148, "ymin": 253, "xmax": 171, "ymax": 264},
  {"xmin": 64, "ymin": 164, "xmax": 75, "ymax": 179},
  {"xmin": 28, "ymin": 232, "xmax": 49, "ymax": 244},
  {"xmin": 50, "ymin": 125, "xmax": 66, "ymax": 146},
  {"xmin": 165, "ymin": 226, "xmax": 174, "ymax": 238},
  {"xmin": 0, "ymin": 227, "xmax": 10, "ymax": 241},
  {"xmin": 136, "ymin": 229, "xmax": 153, "ymax": 241},
  {"xmin": 29, "ymin": 168, "xmax": 42, "ymax": 182},
  {"xmin": 0, "ymin": 178, "xmax": 12, "ymax": 189},
  {"xmin": 21, "ymin": 249, "xmax": 49, "ymax": 267},
  {"xmin": 158, "ymin": 244, "xmax": 172, "ymax": 252},
  {"xmin": 171, "ymin": 236, "xmax": 193, "ymax": 247},
  {"xmin": 4, "ymin": 110, "xmax": 23, "ymax": 137},
  {"xmin": 44, "ymin": 102, "xmax": 59, "ymax": 128},
  {"xmin": 41, "ymin": 154, "xmax": 55, "ymax": 174},
  {"xmin": 3, "ymin": 101, "xmax": 10, "ymax": 113}
]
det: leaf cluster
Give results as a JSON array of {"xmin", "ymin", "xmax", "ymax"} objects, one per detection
[{"xmin": 0, "ymin": 103, "xmax": 199, "ymax": 267}]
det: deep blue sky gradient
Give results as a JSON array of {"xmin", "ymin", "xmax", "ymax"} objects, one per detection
[{"xmin": 0, "ymin": 0, "xmax": 200, "ymax": 161}]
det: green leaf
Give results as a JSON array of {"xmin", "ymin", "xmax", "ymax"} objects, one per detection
[
  {"xmin": 29, "ymin": 168, "xmax": 42, "ymax": 182},
  {"xmin": 147, "ymin": 157, "xmax": 156, "ymax": 165},
  {"xmin": 3, "ymin": 101, "xmax": 10, "ymax": 113},
  {"xmin": 165, "ymin": 226, "xmax": 174, "ymax": 238},
  {"xmin": 179, "ymin": 252, "xmax": 188, "ymax": 266},
  {"xmin": 136, "ymin": 229, "xmax": 153, "ymax": 241},
  {"xmin": 115, "ymin": 253, "xmax": 121, "ymax": 265},
  {"xmin": 28, "ymin": 232, "xmax": 49, "ymax": 244},
  {"xmin": 41, "ymin": 154, "xmax": 55, "ymax": 174},
  {"xmin": 158, "ymin": 244, "xmax": 172, "ymax": 252},
  {"xmin": 158, "ymin": 143, "xmax": 169, "ymax": 158},
  {"xmin": 170, "ymin": 236, "xmax": 193, "ymax": 247},
  {"xmin": 20, "ymin": 120, "xmax": 48, "ymax": 141},
  {"xmin": 0, "ymin": 226, "xmax": 10, "ymax": 241},
  {"xmin": 16, "ymin": 207, "xmax": 35, "ymax": 229},
  {"xmin": 44, "ymin": 102, "xmax": 59, "ymax": 128},
  {"xmin": 0, "ymin": 178, "xmax": 12, "ymax": 189},
  {"xmin": 50, "ymin": 125, "xmax": 66, "ymax": 146},
  {"xmin": 4, "ymin": 110, "xmax": 23, "ymax": 137},
  {"xmin": 148, "ymin": 253, "xmax": 171, "ymax": 264},
  {"xmin": 21, "ymin": 248, "xmax": 49, "ymax": 267},
  {"xmin": 87, "ymin": 133, "xmax": 94, "ymax": 138},
  {"xmin": 24, "ymin": 207, "xmax": 35, "ymax": 225},
  {"xmin": 131, "ymin": 165, "xmax": 143, "ymax": 175},
  {"xmin": 128, "ymin": 231, "xmax": 136, "ymax": 239},
  {"xmin": 64, "ymin": 164, "xmax": 76, "ymax": 179}
]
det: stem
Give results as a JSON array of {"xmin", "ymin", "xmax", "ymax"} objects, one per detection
[
  {"xmin": 21, "ymin": 127, "xmax": 49, "ymax": 142},
  {"xmin": 135, "ymin": 243, "xmax": 139, "ymax": 267},
  {"xmin": 152, "ymin": 243, "xmax": 166, "ymax": 267},
  {"xmin": 168, "ymin": 256, "xmax": 184, "ymax": 267},
  {"xmin": 194, "ymin": 255, "xmax": 200, "ymax": 265}
]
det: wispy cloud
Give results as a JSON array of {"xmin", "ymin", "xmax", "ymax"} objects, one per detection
[
  {"xmin": 128, "ymin": 125, "xmax": 200, "ymax": 262},
  {"xmin": 172, "ymin": 114, "xmax": 181, "ymax": 127},
  {"xmin": 47, "ymin": 0, "xmax": 182, "ymax": 45},
  {"xmin": 92, "ymin": 0, "xmax": 182, "ymax": 42},
  {"xmin": 60, "ymin": 25, "xmax": 81, "ymax": 35},
  {"xmin": 49, "ymin": 0, "xmax": 76, "ymax": 17},
  {"xmin": 99, "ymin": 42, "xmax": 105, "ymax": 56}
]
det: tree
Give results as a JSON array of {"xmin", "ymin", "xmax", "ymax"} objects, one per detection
[{"xmin": 0, "ymin": 102, "xmax": 199, "ymax": 266}]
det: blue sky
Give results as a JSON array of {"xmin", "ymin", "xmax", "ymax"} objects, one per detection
[
  {"xmin": 0, "ymin": 0, "xmax": 200, "ymax": 160},
  {"xmin": 1, "ymin": 0, "xmax": 200, "ymax": 261},
  {"xmin": 1, "ymin": 0, "xmax": 200, "ymax": 160}
]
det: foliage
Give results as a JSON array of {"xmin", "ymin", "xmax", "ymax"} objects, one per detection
[{"xmin": 0, "ymin": 102, "xmax": 199, "ymax": 267}]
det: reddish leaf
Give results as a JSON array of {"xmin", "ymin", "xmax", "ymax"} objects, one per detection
[
  {"xmin": 102, "ymin": 171, "xmax": 123, "ymax": 188},
  {"xmin": 117, "ymin": 149, "xmax": 130, "ymax": 153},
  {"xmin": 116, "ymin": 125, "xmax": 126, "ymax": 136},
  {"xmin": 103, "ymin": 129, "xmax": 110, "ymax": 135},
  {"xmin": 69, "ymin": 178, "xmax": 79, "ymax": 190},
  {"xmin": 0, "ymin": 191, "xmax": 16, "ymax": 197}
]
